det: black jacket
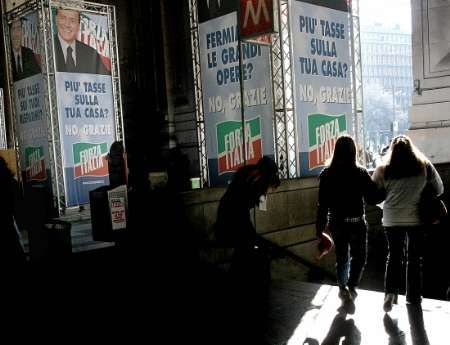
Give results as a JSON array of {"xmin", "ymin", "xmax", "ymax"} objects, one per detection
[
  {"xmin": 12, "ymin": 46, "xmax": 41, "ymax": 81},
  {"xmin": 54, "ymin": 37, "xmax": 110, "ymax": 75},
  {"xmin": 216, "ymin": 165, "xmax": 263, "ymax": 249},
  {"xmin": 316, "ymin": 166, "xmax": 381, "ymax": 234}
]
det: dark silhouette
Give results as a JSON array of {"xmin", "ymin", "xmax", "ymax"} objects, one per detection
[
  {"xmin": 215, "ymin": 156, "xmax": 280, "ymax": 344},
  {"xmin": 316, "ymin": 135, "xmax": 381, "ymax": 314},
  {"xmin": 406, "ymin": 304, "xmax": 430, "ymax": 345},
  {"xmin": 10, "ymin": 19, "xmax": 41, "ymax": 81},
  {"xmin": 383, "ymin": 313, "xmax": 406, "ymax": 345},
  {"xmin": 372, "ymin": 135, "xmax": 444, "ymax": 311},
  {"xmin": 53, "ymin": 8, "xmax": 110, "ymax": 75},
  {"xmin": 166, "ymin": 136, "xmax": 190, "ymax": 192},
  {"xmin": 216, "ymin": 156, "xmax": 280, "ymax": 249},
  {"xmin": 107, "ymin": 141, "xmax": 127, "ymax": 188},
  {"xmin": 0, "ymin": 157, "xmax": 26, "ymax": 270},
  {"xmin": 321, "ymin": 313, "xmax": 361, "ymax": 345}
]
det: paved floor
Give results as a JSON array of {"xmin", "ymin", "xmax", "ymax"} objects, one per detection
[
  {"xmin": 14, "ymin": 203, "xmax": 449, "ymax": 344},
  {"xmin": 21, "ymin": 208, "xmax": 115, "ymax": 254},
  {"xmin": 13, "ymin": 232, "xmax": 450, "ymax": 345},
  {"xmin": 266, "ymin": 280, "xmax": 450, "ymax": 345}
]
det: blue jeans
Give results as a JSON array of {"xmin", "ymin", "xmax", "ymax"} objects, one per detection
[
  {"xmin": 384, "ymin": 226, "xmax": 424, "ymax": 303},
  {"xmin": 329, "ymin": 219, "xmax": 368, "ymax": 288}
]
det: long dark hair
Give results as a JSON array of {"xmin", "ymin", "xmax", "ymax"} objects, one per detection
[
  {"xmin": 328, "ymin": 135, "xmax": 358, "ymax": 170},
  {"xmin": 384, "ymin": 135, "xmax": 427, "ymax": 179}
]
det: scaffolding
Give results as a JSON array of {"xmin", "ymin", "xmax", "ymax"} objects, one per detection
[
  {"xmin": 350, "ymin": 0, "xmax": 365, "ymax": 165},
  {"xmin": 0, "ymin": 88, "xmax": 7, "ymax": 148},
  {"xmin": 2, "ymin": 0, "xmax": 41, "ymax": 185},
  {"xmin": 187, "ymin": 0, "xmax": 364, "ymax": 182},
  {"xmin": 188, "ymin": 0, "xmax": 208, "ymax": 187},
  {"xmin": 271, "ymin": 0, "xmax": 297, "ymax": 178},
  {"xmin": 188, "ymin": 0, "xmax": 298, "ymax": 182},
  {"xmin": 2, "ymin": 0, "xmax": 123, "ymax": 214}
]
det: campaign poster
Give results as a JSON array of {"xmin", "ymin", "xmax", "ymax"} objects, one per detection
[
  {"xmin": 51, "ymin": 7, "xmax": 115, "ymax": 206},
  {"xmin": 198, "ymin": 8, "xmax": 275, "ymax": 186},
  {"xmin": 9, "ymin": 11, "xmax": 51, "ymax": 188},
  {"xmin": 290, "ymin": 0, "xmax": 352, "ymax": 176}
]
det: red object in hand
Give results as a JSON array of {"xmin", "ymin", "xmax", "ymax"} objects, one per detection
[{"xmin": 317, "ymin": 232, "xmax": 334, "ymax": 260}]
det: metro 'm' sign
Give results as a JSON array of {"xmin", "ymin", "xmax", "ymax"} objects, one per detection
[{"xmin": 240, "ymin": 0, "xmax": 274, "ymax": 39}]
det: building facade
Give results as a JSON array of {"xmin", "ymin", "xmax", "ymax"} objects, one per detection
[{"xmin": 361, "ymin": 23, "xmax": 413, "ymax": 156}]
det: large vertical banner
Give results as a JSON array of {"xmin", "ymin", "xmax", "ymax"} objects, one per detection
[
  {"xmin": 51, "ymin": 7, "xmax": 115, "ymax": 207},
  {"xmin": 291, "ymin": 0, "xmax": 352, "ymax": 176},
  {"xmin": 198, "ymin": 4, "xmax": 275, "ymax": 186},
  {"xmin": 9, "ymin": 12, "xmax": 51, "ymax": 188}
]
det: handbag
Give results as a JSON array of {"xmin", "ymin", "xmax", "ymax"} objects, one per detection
[
  {"xmin": 316, "ymin": 225, "xmax": 334, "ymax": 260},
  {"xmin": 418, "ymin": 164, "xmax": 448, "ymax": 224}
]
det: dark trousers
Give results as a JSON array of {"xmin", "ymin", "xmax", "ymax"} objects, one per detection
[
  {"xmin": 329, "ymin": 220, "xmax": 368, "ymax": 288},
  {"xmin": 384, "ymin": 226, "xmax": 424, "ymax": 303}
]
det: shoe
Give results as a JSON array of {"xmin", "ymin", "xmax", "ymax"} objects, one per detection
[
  {"xmin": 406, "ymin": 297, "xmax": 422, "ymax": 305},
  {"xmin": 406, "ymin": 292, "xmax": 422, "ymax": 305},
  {"xmin": 383, "ymin": 293, "xmax": 397, "ymax": 312},
  {"xmin": 338, "ymin": 287, "xmax": 356, "ymax": 315},
  {"xmin": 383, "ymin": 314, "xmax": 406, "ymax": 345},
  {"xmin": 348, "ymin": 287, "xmax": 358, "ymax": 300},
  {"xmin": 339, "ymin": 287, "xmax": 351, "ymax": 300}
]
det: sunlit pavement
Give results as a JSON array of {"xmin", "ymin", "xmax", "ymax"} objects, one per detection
[{"xmin": 266, "ymin": 280, "xmax": 450, "ymax": 345}]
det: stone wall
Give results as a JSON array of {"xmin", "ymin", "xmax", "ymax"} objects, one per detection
[{"xmin": 181, "ymin": 161, "xmax": 450, "ymax": 286}]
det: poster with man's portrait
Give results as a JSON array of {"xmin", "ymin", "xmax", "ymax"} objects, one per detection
[
  {"xmin": 9, "ymin": 11, "xmax": 50, "ymax": 188},
  {"xmin": 51, "ymin": 6, "xmax": 116, "ymax": 207},
  {"xmin": 51, "ymin": 7, "xmax": 111, "ymax": 75},
  {"xmin": 9, "ymin": 13, "xmax": 41, "ymax": 81}
]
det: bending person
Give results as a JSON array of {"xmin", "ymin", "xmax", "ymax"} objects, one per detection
[{"xmin": 215, "ymin": 156, "xmax": 280, "ymax": 343}]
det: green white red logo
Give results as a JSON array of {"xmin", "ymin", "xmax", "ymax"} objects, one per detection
[
  {"xmin": 217, "ymin": 117, "xmax": 262, "ymax": 175},
  {"xmin": 308, "ymin": 113, "xmax": 347, "ymax": 169},
  {"xmin": 25, "ymin": 146, "xmax": 46, "ymax": 181},
  {"xmin": 73, "ymin": 142, "xmax": 109, "ymax": 178}
]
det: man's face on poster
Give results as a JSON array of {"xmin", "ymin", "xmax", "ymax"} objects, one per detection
[
  {"xmin": 56, "ymin": 9, "xmax": 80, "ymax": 44},
  {"xmin": 10, "ymin": 20, "xmax": 22, "ymax": 52}
]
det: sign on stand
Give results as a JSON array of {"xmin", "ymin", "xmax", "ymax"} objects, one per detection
[{"xmin": 107, "ymin": 184, "xmax": 127, "ymax": 230}]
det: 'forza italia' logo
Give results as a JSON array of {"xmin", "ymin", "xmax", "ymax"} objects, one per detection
[
  {"xmin": 73, "ymin": 142, "xmax": 109, "ymax": 178},
  {"xmin": 25, "ymin": 146, "xmax": 46, "ymax": 181},
  {"xmin": 308, "ymin": 113, "xmax": 347, "ymax": 169},
  {"xmin": 217, "ymin": 117, "xmax": 262, "ymax": 174}
]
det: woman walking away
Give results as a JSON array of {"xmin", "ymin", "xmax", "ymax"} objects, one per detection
[
  {"xmin": 372, "ymin": 135, "xmax": 444, "ymax": 312},
  {"xmin": 316, "ymin": 135, "xmax": 381, "ymax": 314}
]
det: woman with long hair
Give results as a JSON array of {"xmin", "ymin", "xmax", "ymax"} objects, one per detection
[
  {"xmin": 317, "ymin": 135, "xmax": 380, "ymax": 314},
  {"xmin": 372, "ymin": 135, "xmax": 444, "ymax": 311}
]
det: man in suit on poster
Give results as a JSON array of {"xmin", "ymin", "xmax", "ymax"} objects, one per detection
[
  {"xmin": 10, "ymin": 19, "xmax": 41, "ymax": 81},
  {"xmin": 53, "ymin": 8, "xmax": 110, "ymax": 75}
]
